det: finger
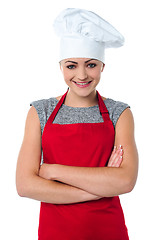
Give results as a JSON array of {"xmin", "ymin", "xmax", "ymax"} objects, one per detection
[
  {"xmin": 110, "ymin": 146, "xmax": 122, "ymax": 163},
  {"xmin": 111, "ymin": 146, "xmax": 123, "ymax": 167},
  {"xmin": 113, "ymin": 155, "xmax": 123, "ymax": 167},
  {"xmin": 108, "ymin": 146, "xmax": 117, "ymax": 166},
  {"xmin": 108, "ymin": 145, "xmax": 123, "ymax": 167}
]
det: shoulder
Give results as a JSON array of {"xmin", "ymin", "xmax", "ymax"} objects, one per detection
[
  {"xmin": 115, "ymin": 107, "xmax": 134, "ymax": 133},
  {"xmin": 103, "ymin": 97, "xmax": 130, "ymax": 128},
  {"xmin": 30, "ymin": 97, "xmax": 58, "ymax": 134},
  {"xmin": 55, "ymin": 95, "xmax": 62, "ymax": 101},
  {"xmin": 30, "ymin": 97, "xmax": 58, "ymax": 115},
  {"xmin": 24, "ymin": 106, "xmax": 41, "ymax": 143},
  {"xmin": 30, "ymin": 97, "xmax": 58, "ymax": 111}
]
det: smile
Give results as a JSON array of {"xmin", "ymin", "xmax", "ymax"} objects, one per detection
[{"xmin": 73, "ymin": 81, "xmax": 92, "ymax": 88}]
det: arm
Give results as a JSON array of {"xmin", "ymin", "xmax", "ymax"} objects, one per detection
[
  {"xmin": 40, "ymin": 108, "xmax": 138, "ymax": 197},
  {"xmin": 16, "ymin": 106, "xmax": 102, "ymax": 204}
]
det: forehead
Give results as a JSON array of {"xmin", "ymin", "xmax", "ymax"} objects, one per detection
[{"xmin": 61, "ymin": 58, "xmax": 100, "ymax": 64}]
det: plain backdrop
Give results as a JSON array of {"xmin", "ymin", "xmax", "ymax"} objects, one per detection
[{"xmin": 0, "ymin": 0, "xmax": 160, "ymax": 239}]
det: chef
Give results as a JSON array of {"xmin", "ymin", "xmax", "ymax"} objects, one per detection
[{"xmin": 16, "ymin": 8, "xmax": 138, "ymax": 240}]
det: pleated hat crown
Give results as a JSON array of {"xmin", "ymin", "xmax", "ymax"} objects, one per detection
[{"xmin": 53, "ymin": 8, "xmax": 125, "ymax": 63}]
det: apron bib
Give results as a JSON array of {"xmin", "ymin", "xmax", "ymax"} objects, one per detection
[{"xmin": 38, "ymin": 89, "xmax": 129, "ymax": 240}]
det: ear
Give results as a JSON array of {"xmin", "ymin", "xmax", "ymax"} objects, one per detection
[
  {"xmin": 101, "ymin": 63, "xmax": 105, "ymax": 72},
  {"xmin": 59, "ymin": 62, "xmax": 63, "ymax": 72}
]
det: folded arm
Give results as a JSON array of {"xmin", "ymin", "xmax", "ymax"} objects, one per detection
[
  {"xmin": 16, "ymin": 106, "xmax": 102, "ymax": 204},
  {"xmin": 39, "ymin": 108, "xmax": 139, "ymax": 197}
]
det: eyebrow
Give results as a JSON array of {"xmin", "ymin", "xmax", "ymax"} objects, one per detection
[{"xmin": 65, "ymin": 59, "xmax": 96, "ymax": 64}]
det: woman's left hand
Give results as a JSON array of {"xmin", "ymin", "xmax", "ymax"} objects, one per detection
[{"xmin": 107, "ymin": 145, "xmax": 123, "ymax": 167}]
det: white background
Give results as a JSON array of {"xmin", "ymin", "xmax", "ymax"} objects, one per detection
[{"xmin": 0, "ymin": 0, "xmax": 160, "ymax": 239}]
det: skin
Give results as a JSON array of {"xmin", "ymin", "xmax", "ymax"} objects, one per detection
[
  {"xmin": 16, "ymin": 58, "xmax": 139, "ymax": 203},
  {"xmin": 58, "ymin": 58, "xmax": 105, "ymax": 107}
]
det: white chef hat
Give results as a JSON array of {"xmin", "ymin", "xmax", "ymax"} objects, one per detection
[{"xmin": 53, "ymin": 8, "xmax": 125, "ymax": 63}]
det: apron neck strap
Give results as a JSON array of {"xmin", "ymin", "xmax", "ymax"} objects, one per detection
[
  {"xmin": 48, "ymin": 88, "xmax": 110, "ymax": 123},
  {"xmin": 96, "ymin": 90, "xmax": 110, "ymax": 122}
]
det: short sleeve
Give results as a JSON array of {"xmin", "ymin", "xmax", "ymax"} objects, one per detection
[
  {"xmin": 104, "ymin": 98, "xmax": 130, "ymax": 128},
  {"xmin": 30, "ymin": 98, "xmax": 58, "ymax": 164},
  {"xmin": 30, "ymin": 99, "xmax": 47, "ymax": 136},
  {"xmin": 112, "ymin": 101, "xmax": 130, "ymax": 127},
  {"xmin": 30, "ymin": 97, "xmax": 58, "ymax": 135}
]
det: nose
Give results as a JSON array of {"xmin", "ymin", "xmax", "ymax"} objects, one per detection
[{"xmin": 77, "ymin": 66, "xmax": 87, "ymax": 80}]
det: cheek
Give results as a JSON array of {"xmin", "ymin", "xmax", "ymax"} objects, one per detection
[
  {"xmin": 62, "ymin": 69, "xmax": 74, "ymax": 81},
  {"xmin": 90, "ymin": 69, "xmax": 102, "ymax": 80}
]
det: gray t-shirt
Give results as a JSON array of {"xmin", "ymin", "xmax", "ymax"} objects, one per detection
[
  {"xmin": 30, "ymin": 96, "xmax": 130, "ymax": 163},
  {"xmin": 30, "ymin": 96, "xmax": 130, "ymax": 136}
]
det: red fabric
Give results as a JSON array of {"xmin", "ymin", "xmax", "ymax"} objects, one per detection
[{"xmin": 39, "ymin": 89, "xmax": 129, "ymax": 240}]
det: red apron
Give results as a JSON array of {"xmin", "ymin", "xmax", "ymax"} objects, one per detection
[{"xmin": 39, "ymin": 89, "xmax": 129, "ymax": 240}]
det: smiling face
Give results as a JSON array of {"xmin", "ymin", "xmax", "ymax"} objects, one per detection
[{"xmin": 60, "ymin": 58, "xmax": 105, "ymax": 98}]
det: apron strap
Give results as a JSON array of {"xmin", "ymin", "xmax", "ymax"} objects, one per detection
[
  {"xmin": 47, "ymin": 89, "xmax": 68, "ymax": 124},
  {"xmin": 48, "ymin": 88, "xmax": 110, "ymax": 124},
  {"xmin": 96, "ymin": 90, "xmax": 110, "ymax": 122}
]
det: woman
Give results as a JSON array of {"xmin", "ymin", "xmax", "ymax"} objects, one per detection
[{"xmin": 16, "ymin": 8, "xmax": 138, "ymax": 240}]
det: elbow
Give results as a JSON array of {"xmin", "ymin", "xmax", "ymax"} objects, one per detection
[
  {"xmin": 16, "ymin": 179, "xmax": 29, "ymax": 197},
  {"xmin": 16, "ymin": 186, "xmax": 25, "ymax": 198},
  {"xmin": 16, "ymin": 174, "xmax": 24, "ymax": 197},
  {"xmin": 123, "ymin": 177, "xmax": 137, "ymax": 194},
  {"xmin": 16, "ymin": 174, "xmax": 37, "ymax": 198},
  {"xmin": 121, "ymin": 166, "xmax": 138, "ymax": 194}
]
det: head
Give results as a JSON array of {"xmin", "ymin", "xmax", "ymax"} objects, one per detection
[
  {"xmin": 54, "ymin": 8, "xmax": 124, "ymax": 97},
  {"xmin": 60, "ymin": 58, "xmax": 105, "ymax": 97}
]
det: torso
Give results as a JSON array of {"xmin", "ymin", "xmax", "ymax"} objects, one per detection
[{"xmin": 38, "ymin": 90, "xmax": 129, "ymax": 240}]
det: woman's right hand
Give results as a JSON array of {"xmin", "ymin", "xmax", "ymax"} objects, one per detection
[{"xmin": 107, "ymin": 145, "xmax": 123, "ymax": 167}]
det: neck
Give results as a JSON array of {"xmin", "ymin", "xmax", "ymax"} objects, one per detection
[{"xmin": 64, "ymin": 89, "xmax": 98, "ymax": 107}]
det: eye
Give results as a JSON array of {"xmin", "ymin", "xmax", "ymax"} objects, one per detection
[
  {"xmin": 66, "ymin": 65, "xmax": 76, "ymax": 69},
  {"xmin": 87, "ymin": 63, "xmax": 97, "ymax": 68}
]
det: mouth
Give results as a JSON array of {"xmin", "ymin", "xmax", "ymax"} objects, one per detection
[{"xmin": 72, "ymin": 81, "xmax": 92, "ymax": 88}]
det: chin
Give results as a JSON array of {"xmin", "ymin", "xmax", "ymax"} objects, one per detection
[{"xmin": 73, "ymin": 88, "xmax": 97, "ymax": 97}]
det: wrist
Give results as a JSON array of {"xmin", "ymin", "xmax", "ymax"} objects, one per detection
[
  {"xmin": 39, "ymin": 163, "xmax": 60, "ymax": 181},
  {"xmin": 50, "ymin": 164, "xmax": 60, "ymax": 180},
  {"xmin": 82, "ymin": 190, "xmax": 102, "ymax": 202}
]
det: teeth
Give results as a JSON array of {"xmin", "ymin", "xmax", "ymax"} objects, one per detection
[{"xmin": 75, "ymin": 81, "xmax": 91, "ymax": 85}]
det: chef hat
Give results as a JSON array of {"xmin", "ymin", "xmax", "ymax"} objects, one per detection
[{"xmin": 53, "ymin": 8, "xmax": 125, "ymax": 63}]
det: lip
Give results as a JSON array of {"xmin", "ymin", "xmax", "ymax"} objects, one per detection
[{"xmin": 73, "ymin": 81, "xmax": 92, "ymax": 88}]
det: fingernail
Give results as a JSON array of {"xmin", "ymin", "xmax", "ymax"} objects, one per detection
[{"xmin": 113, "ymin": 146, "xmax": 117, "ymax": 151}]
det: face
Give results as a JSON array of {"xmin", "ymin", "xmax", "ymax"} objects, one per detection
[{"xmin": 60, "ymin": 58, "xmax": 105, "ymax": 97}]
